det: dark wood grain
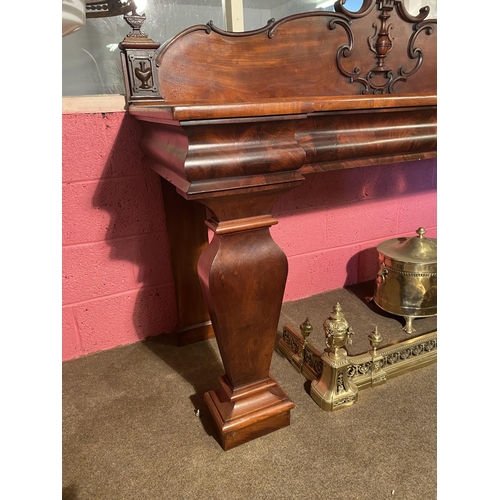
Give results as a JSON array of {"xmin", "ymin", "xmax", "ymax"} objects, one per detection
[
  {"xmin": 161, "ymin": 180, "xmax": 213, "ymax": 346},
  {"xmin": 134, "ymin": 104, "xmax": 436, "ymax": 196},
  {"xmin": 132, "ymin": 93, "xmax": 436, "ymax": 121},
  {"xmin": 197, "ymin": 188, "xmax": 300, "ymax": 450},
  {"xmin": 119, "ymin": 1, "xmax": 437, "ymax": 450},
  {"xmin": 155, "ymin": 7, "xmax": 436, "ymax": 103}
]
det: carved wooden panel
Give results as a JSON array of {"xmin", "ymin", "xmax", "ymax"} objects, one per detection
[{"xmin": 155, "ymin": 0, "xmax": 436, "ymax": 103}]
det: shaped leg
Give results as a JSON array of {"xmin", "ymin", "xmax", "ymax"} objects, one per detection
[{"xmin": 197, "ymin": 190, "xmax": 295, "ymax": 449}]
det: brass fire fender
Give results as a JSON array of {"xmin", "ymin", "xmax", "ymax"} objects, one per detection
[{"xmin": 278, "ymin": 322, "xmax": 437, "ymax": 409}]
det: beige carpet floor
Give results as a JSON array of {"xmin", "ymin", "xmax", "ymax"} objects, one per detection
[{"xmin": 63, "ymin": 282, "xmax": 437, "ymax": 499}]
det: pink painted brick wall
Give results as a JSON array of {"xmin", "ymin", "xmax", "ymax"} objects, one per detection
[
  {"xmin": 62, "ymin": 112, "xmax": 179, "ymax": 361},
  {"xmin": 62, "ymin": 111, "xmax": 437, "ymax": 361},
  {"xmin": 272, "ymin": 162, "xmax": 437, "ymax": 301}
]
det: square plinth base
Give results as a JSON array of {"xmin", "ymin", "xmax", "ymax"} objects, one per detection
[{"xmin": 203, "ymin": 380, "xmax": 294, "ymax": 450}]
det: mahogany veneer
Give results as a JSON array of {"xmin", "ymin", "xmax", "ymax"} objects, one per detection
[{"xmin": 119, "ymin": 1, "xmax": 437, "ymax": 450}]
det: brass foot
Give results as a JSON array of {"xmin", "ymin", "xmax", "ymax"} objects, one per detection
[{"xmin": 403, "ymin": 316, "xmax": 415, "ymax": 334}]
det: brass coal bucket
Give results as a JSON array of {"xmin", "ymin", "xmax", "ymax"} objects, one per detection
[{"xmin": 373, "ymin": 227, "xmax": 437, "ymax": 334}]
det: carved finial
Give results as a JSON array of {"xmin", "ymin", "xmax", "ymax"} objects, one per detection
[
  {"xmin": 119, "ymin": 7, "xmax": 162, "ymax": 104},
  {"xmin": 368, "ymin": 325, "xmax": 386, "ymax": 386},
  {"xmin": 416, "ymin": 227, "xmax": 426, "ymax": 239},
  {"xmin": 368, "ymin": 325, "xmax": 383, "ymax": 354},
  {"xmin": 300, "ymin": 317, "xmax": 313, "ymax": 343},
  {"xmin": 124, "ymin": 10, "xmax": 148, "ymax": 38},
  {"xmin": 369, "ymin": 2, "xmax": 395, "ymax": 72},
  {"xmin": 323, "ymin": 303, "xmax": 354, "ymax": 357}
]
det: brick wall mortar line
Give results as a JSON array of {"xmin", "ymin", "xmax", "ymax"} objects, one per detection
[
  {"xmin": 272, "ymin": 191, "xmax": 418, "ymax": 219},
  {"xmin": 69, "ymin": 306, "xmax": 83, "ymax": 353},
  {"xmin": 286, "ymin": 224, "xmax": 436, "ymax": 261},
  {"xmin": 62, "ymin": 282, "xmax": 174, "ymax": 308},
  {"xmin": 128, "ymin": 259, "xmax": 141, "ymax": 288},
  {"xmin": 62, "ymin": 172, "xmax": 148, "ymax": 186},
  {"xmin": 396, "ymin": 195, "xmax": 402, "ymax": 233},
  {"xmin": 62, "ymin": 230, "xmax": 170, "ymax": 248},
  {"xmin": 288, "ymin": 242, "xmax": 361, "ymax": 259}
]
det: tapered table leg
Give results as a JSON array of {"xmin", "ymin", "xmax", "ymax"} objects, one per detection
[
  {"xmin": 196, "ymin": 190, "xmax": 296, "ymax": 450},
  {"xmin": 161, "ymin": 180, "xmax": 214, "ymax": 345}
]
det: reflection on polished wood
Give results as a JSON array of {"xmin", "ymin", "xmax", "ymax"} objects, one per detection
[{"xmin": 119, "ymin": 1, "xmax": 437, "ymax": 449}]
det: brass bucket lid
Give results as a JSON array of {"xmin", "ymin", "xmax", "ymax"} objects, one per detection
[{"xmin": 377, "ymin": 227, "xmax": 437, "ymax": 264}]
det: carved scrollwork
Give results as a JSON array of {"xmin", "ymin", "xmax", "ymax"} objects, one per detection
[
  {"xmin": 347, "ymin": 365, "xmax": 357, "ymax": 379},
  {"xmin": 344, "ymin": 333, "xmax": 436, "ymax": 385},
  {"xmin": 395, "ymin": 0, "xmax": 430, "ymax": 23},
  {"xmin": 396, "ymin": 21, "xmax": 436, "ymax": 81},
  {"xmin": 411, "ymin": 344, "xmax": 424, "ymax": 356},
  {"xmin": 381, "ymin": 337, "xmax": 437, "ymax": 367},
  {"xmin": 385, "ymin": 352, "xmax": 400, "ymax": 364},
  {"xmin": 154, "ymin": 4, "xmax": 435, "ymax": 97},
  {"xmin": 337, "ymin": 372, "xmax": 347, "ymax": 393},
  {"xmin": 282, "ymin": 329, "xmax": 300, "ymax": 354},
  {"xmin": 331, "ymin": 394, "xmax": 357, "ymax": 407},
  {"xmin": 332, "ymin": 0, "xmax": 435, "ymax": 94},
  {"xmin": 268, "ymin": 11, "xmax": 350, "ymax": 38},
  {"xmin": 424, "ymin": 339, "xmax": 437, "ymax": 351},
  {"xmin": 304, "ymin": 350, "xmax": 323, "ymax": 374},
  {"xmin": 358, "ymin": 362, "xmax": 372, "ymax": 375},
  {"xmin": 399, "ymin": 348, "xmax": 412, "ymax": 360},
  {"xmin": 209, "ymin": 18, "xmax": 276, "ymax": 37}
]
